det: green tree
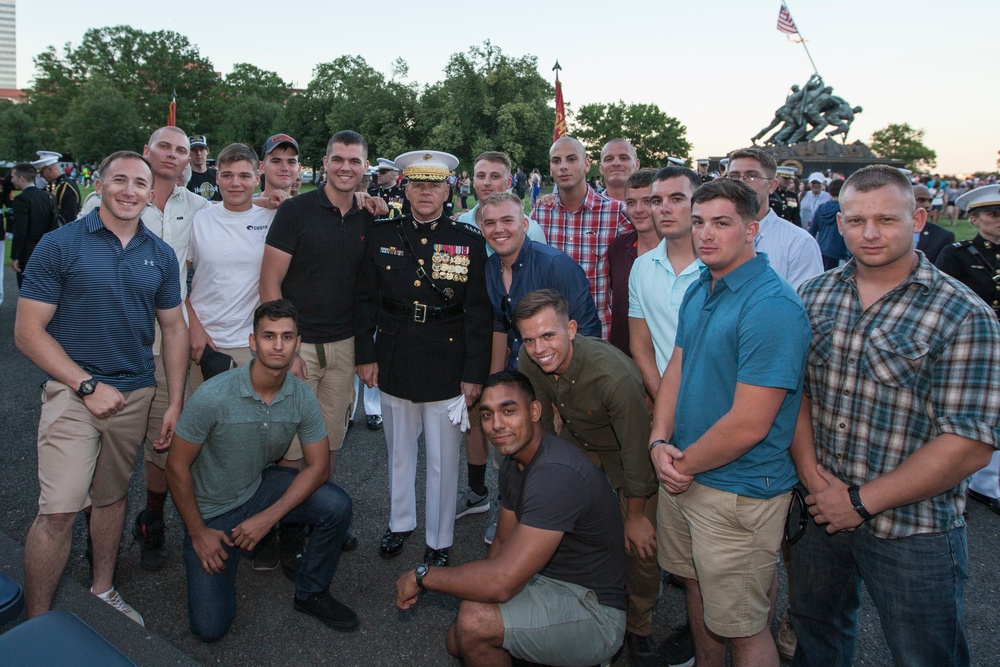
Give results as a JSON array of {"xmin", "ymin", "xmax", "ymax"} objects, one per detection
[
  {"xmin": 284, "ymin": 56, "xmax": 419, "ymax": 172},
  {"xmin": 870, "ymin": 123, "xmax": 937, "ymax": 171},
  {"xmin": 28, "ymin": 26, "xmax": 223, "ymax": 141},
  {"xmin": 416, "ymin": 41, "xmax": 554, "ymax": 172},
  {"xmin": 0, "ymin": 102, "xmax": 42, "ymax": 161},
  {"xmin": 223, "ymin": 64, "xmax": 289, "ymax": 105},
  {"xmin": 215, "ymin": 96, "xmax": 283, "ymax": 149},
  {"xmin": 573, "ymin": 101, "xmax": 691, "ymax": 169},
  {"xmin": 60, "ymin": 79, "xmax": 149, "ymax": 163}
]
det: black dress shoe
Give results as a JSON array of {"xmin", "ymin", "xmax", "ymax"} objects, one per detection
[
  {"xmin": 293, "ymin": 591, "xmax": 359, "ymax": 631},
  {"xmin": 342, "ymin": 526, "xmax": 358, "ymax": 552},
  {"xmin": 968, "ymin": 489, "xmax": 1000, "ymax": 515},
  {"xmin": 423, "ymin": 546, "xmax": 450, "ymax": 567},
  {"xmin": 380, "ymin": 528, "xmax": 412, "ymax": 558},
  {"xmin": 366, "ymin": 415, "xmax": 383, "ymax": 430}
]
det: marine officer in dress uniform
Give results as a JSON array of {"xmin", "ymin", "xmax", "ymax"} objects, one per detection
[
  {"xmin": 770, "ymin": 165, "xmax": 802, "ymax": 226},
  {"xmin": 696, "ymin": 158, "xmax": 714, "ymax": 183},
  {"xmin": 368, "ymin": 157, "xmax": 408, "ymax": 219},
  {"xmin": 33, "ymin": 150, "xmax": 82, "ymax": 223},
  {"xmin": 356, "ymin": 150, "xmax": 492, "ymax": 567},
  {"xmin": 936, "ymin": 184, "xmax": 1000, "ymax": 514}
]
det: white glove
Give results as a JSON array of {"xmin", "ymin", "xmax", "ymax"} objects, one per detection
[{"xmin": 447, "ymin": 395, "xmax": 470, "ymax": 432}]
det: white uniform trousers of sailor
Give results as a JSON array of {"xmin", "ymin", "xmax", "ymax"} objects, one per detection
[
  {"xmin": 970, "ymin": 450, "xmax": 1000, "ymax": 501},
  {"xmin": 381, "ymin": 391, "xmax": 462, "ymax": 550}
]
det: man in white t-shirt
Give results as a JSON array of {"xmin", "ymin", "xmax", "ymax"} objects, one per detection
[{"xmin": 187, "ymin": 143, "xmax": 276, "ymax": 390}]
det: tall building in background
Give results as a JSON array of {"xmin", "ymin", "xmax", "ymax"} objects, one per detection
[{"xmin": 0, "ymin": 0, "xmax": 14, "ymax": 89}]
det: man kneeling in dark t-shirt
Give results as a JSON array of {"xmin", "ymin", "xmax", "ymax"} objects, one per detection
[{"xmin": 395, "ymin": 371, "xmax": 627, "ymax": 666}]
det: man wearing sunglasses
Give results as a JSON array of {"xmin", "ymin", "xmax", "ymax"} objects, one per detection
[{"xmin": 725, "ymin": 148, "xmax": 822, "ymax": 289}]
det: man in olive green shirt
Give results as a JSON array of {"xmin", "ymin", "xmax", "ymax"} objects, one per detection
[{"xmin": 513, "ymin": 288, "xmax": 661, "ymax": 667}]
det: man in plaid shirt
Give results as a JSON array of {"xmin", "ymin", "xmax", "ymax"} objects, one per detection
[
  {"xmin": 532, "ymin": 137, "xmax": 631, "ymax": 338},
  {"xmin": 789, "ymin": 165, "xmax": 1000, "ymax": 667}
]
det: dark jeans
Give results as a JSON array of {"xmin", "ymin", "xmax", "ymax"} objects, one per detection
[
  {"xmin": 789, "ymin": 515, "xmax": 969, "ymax": 667},
  {"xmin": 182, "ymin": 466, "xmax": 352, "ymax": 642}
]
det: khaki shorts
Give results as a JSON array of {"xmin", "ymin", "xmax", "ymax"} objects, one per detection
[
  {"xmin": 657, "ymin": 481, "xmax": 790, "ymax": 638},
  {"xmin": 37, "ymin": 381, "xmax": 155, "ymax": 513},
  {"xmin": 283, "ymin": 338, "xmax": 355, "ymax": 460}
]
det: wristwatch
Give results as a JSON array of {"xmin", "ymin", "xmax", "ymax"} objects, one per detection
[
  {"xmin": 847, "ymin": 484, "xmax": 874, "ymax": 521},
  {"xmin": 415, "ymin": 563, "xmax": 429, "ymax": 591},
  {"xmin": 77, "ymin": 377, "xmax": 97, "ymax": 398}
]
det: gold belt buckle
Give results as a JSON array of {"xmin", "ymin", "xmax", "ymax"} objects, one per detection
[{"xmin": 413, "ymin": 303, "xmax": 427, "ymax": 323}]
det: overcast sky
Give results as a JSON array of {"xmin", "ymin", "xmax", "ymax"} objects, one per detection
[{"xmin": 12, "ymin": 0, "xmax": 1000, "ymax": 174}]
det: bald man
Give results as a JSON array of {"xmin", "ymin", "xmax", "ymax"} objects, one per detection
[{"xmin": 531, "ymin": 137, "xmax": 631, "ymax": 338}]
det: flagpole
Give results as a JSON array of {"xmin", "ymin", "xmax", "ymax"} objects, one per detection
[{"xmin": 783, "ymin": 2, "xmax": 820, "ymax": 78}]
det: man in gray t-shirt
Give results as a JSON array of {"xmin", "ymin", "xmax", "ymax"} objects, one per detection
[
  {"xmin": 166, "ymin": 300, "xmax": 356, "ymax": 641},
  {"xmin": 395, "ymin": 371, "xmax": 627, "ymax": 666}
]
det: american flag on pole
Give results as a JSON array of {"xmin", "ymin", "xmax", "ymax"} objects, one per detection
[{"xmin": 777, "ymin": 4, "xmax": 798, "ymax": 34}]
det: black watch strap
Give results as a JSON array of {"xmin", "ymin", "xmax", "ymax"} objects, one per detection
[
  {"xmin": 77, "ymin": 378, "xmax": 97, "ymax": 398},
  {"xmin": 848, "ymin": 484, "xmax": 873, "ymax": 521},
  {"xmin": 415, "ymin": 564, "xmax": 429, "ymax": 591}
]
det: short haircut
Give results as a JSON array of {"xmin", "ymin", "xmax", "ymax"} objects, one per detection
[
  {"xmin": 512, "ymin": 288, "xmax": 569, "ymax": 326},
  {"xmin": 253, "ymin": 299, "xmax": 299, "ymax": 332},
  {"xmin": 827, "ymin": 178, "xmax": 845, "ymax": 198},
  {"xmin": 97, "ymin": 151, "xmax": 154, "ymax": 184},
  {"xmin": 601, "ymin": 138, "xmax": 637, "ymax": 159},
  {"xmin": 482, "ymin": 370, "xmax": 536, "ymax": 403},
  {"xmin": 148, "ymin": 125, "xmax": 188, "ymax": 146},
  {"xmin": 11, "ymin": 162, "xmax": 36, "ymax": 181},
  {"xmin": 327, "ymin": 130, "xmax": 368, "ymax": 159},
  {"xmin": 727, "ymin": 147, "xmax": 778, "ymax": 177},
  {"xmin": 624, "ymin": 168, "xmax": 658, "ymax": 195},
  {"xmin": 550, "ymin": 136, "xmax": 587, "ymax": 158},
  {"xmin": 473, "ymin": 151, "xmax": 512, "ymax": 173},
  {"xmin": 480, "ymin": 191, "xmax": 523, "ymax": 215},
  {"xmin": 216, "ymin": 143, "xmax": 260, "ymax": 170},
  {"xmin": 692, "ymin": 178, "xmax": 759, "ymax": 224},
  {"xmin": 842, "ymin": 165, "xmax": 915, "ymax": 213},
  {"xmin": 653, "ymin": 166, "xmax": 702, "ymax": 193}
]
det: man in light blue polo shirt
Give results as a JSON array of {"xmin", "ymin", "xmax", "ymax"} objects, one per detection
[
  {"xmin": 15, "ymin": 150, "xmax": 189, "ymax": 624},
  {"xmin": 649, "ymin": 178, "xmax": 810, "ymax": 667},
  {"xmin": 628, "ymin": 166, "xmax": 703, "ymax": 401},
  {"xmin": 457, "ymin": 150, "xmax": 545, "ymax": 254}
]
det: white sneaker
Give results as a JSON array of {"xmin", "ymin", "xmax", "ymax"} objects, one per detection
[{"xmin": 93, "ymin": 587, "xmax": 145, "ymax": 626}]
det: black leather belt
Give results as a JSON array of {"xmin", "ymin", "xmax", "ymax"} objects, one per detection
[{"xmin": 383, "ymin": 299, "xmax": 463, "ymax": 323}]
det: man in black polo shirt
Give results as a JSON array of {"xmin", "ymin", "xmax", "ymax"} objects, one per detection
[{"xmin": 260, "ymin": 130, "xmax": 375, "ymax": 561}]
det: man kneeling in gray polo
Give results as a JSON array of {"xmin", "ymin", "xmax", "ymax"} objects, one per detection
[{"xmin": 395, "ymin": 371, "xmax": 626, "ymax": 666}]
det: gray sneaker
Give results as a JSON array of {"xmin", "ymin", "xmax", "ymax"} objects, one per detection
[
  {"xmin": 456, "ymin": 486, "xmax": 490, "ymax": 519},
  {"xmin": 483, "ymin": 504, "xmax": 499, "ymax": 545}
]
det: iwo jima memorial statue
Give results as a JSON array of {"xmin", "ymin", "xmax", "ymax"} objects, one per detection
[{"xmin": 712, "ymin": 3, "xmax": 903, "ymax": 177}]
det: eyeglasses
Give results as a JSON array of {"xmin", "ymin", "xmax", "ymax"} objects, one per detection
[
  {"xmin": 726, "ymin": 172, "xmax": 773, "ymax": 184},
  {"xmin": 785, "ymin": 485, "xmax": 808, "ymax": 544}
]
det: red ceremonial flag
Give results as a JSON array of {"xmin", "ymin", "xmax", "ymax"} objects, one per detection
[
  {"xmin": 776, "ymin": 4, "xmax": 798, "ymax": 34},
  {"xmin": 553, "ymin": 79, "xmax": 568, "ymax": 142},
  {"xmin": 167, "ymin": 91, "xmax": 177, "ymax": 127}
]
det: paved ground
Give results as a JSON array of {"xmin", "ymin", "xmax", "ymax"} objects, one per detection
[{"xmin": 1, "ymin": 266, "xmax": 998, "ymax": 666}]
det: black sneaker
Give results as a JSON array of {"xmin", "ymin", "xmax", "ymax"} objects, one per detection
[
  {"xmin": 293, "ymin": 591, "xmax": 359, "ymax": 631},
  {"xmin": 132, "ymin": 510, "xmax": 167, "ymax": 571},
  {"xmin": 280, "ymin": 523, "xmax": 308, "ymax": 582},
  {"xmin": 342, "ymin": 526, "xmax": 358, "ymax": 552},
  {"xmin": 658, "ymin": 622, "xmax": 695, "ymax": 667},
  {"xmin": 251, "ymin": 526, "xmax": 280, "ymax": 571},
  {"xmin": 626, "ymin": 631, "xmax": 660, "ymax": 667}
]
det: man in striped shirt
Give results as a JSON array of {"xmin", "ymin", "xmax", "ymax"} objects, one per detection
[
  {"xmin": 15, "ymin": 151, "xmax": 189, "ymax": 624},
  {"xmin": 531, "ymin": 137, "xmax": 631, "ymax": 338}
]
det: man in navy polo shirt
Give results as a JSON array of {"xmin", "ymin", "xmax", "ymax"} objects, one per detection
[{"xmin": 14, "ymin": 151, "xmax": 189, "ymax": 625}]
